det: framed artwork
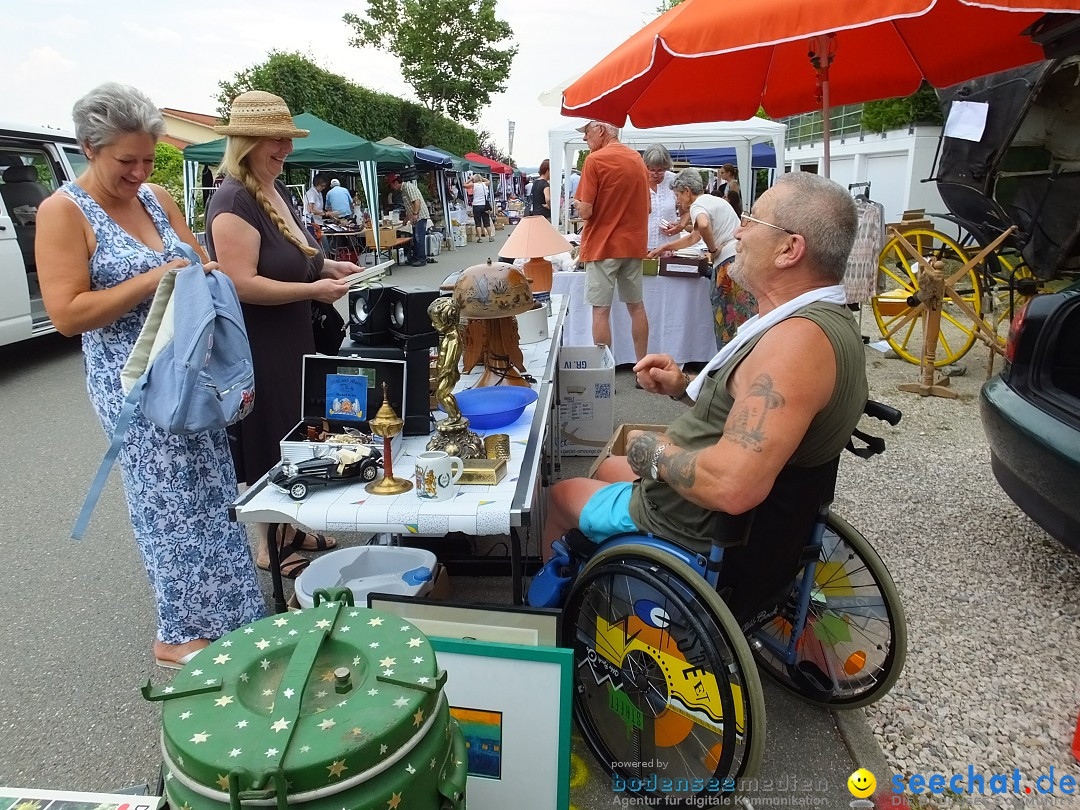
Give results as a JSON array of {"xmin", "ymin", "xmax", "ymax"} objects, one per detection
[
  {"xmin": 367, "ymin": 594, "xmax": 561, "ymax": 646},
  {"xmin": 0, "ymin": 788, "xmax": 162, "ymax": 810},
  {"xmin": 430, "ymin": 637, "xmax": 572, "ymax": 810}
]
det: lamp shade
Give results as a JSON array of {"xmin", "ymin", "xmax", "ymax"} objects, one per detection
[
  {"xmin": 500, "ymin": 215, "xmax": 574, "ymax": 259},
  {"xmin": 453, "ymin": 259, "xmax": 535, "ymax": 319}
]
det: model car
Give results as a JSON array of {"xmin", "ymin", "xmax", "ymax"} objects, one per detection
[
  {"xmin": 980, "ymin": 281, "xmax": 1080, "ymax": 552},
  {"xmin": 270, "ymin": 446, "xmax": 383, "ymax": 501}
]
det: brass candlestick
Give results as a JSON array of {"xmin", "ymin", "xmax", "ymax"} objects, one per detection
[{"xmin": 366, "ymin": 382, "xmax": 413, "ymax": 495}]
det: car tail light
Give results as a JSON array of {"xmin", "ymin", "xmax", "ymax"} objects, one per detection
[{"xmin": 1005, "ymin": 299, "xmax": 1031, "ymax": 364}]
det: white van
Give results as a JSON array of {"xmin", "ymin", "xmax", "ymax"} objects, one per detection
[{"xmin": 0, "ymin": 122, "xmax": 86, "ymax": 347}]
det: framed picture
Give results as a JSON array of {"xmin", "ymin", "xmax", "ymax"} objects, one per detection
[
  {"xmin": 367, "ymin": 594, "xmax": 561, "ymax": 646},
  {"xmin": 430, "ymin": 637, "xmax": 573, "ymax": 810}
]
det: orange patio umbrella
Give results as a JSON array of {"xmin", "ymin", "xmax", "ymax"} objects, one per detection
[{"xmin": 561, "ymin": 0, "xmax": 1080, "ymax": 175}]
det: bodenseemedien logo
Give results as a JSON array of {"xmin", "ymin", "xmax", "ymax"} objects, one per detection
[{"xmin": 848, "ymin": 768, "xmax": 876, "ymax": 808}]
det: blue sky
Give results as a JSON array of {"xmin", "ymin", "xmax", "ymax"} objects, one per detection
[{"xmin": 1, "ymin": 0, "xmax": 660, "ymax": 165}]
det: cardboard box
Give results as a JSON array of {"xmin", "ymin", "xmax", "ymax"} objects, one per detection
[
  {"xmin": 642, "ymin": 258, "xmax": 659, "ymax": 276},
  {"xmin": 587, "ymin": 423, "xmax": 668, "ymax": 478},
  {"xmin": 452, "ymin": 225, "xmax": 467, "ymax": 247},
  {"xmin": 557, "ymin": 345, "xmax": 615, "ymax": 456},
  {"xmin": 659, "ymin": 255, "xmax": 708, "ymax": 277},
  {"xmin": 364, "ymin": 227, "xmax": 399, "ymax": 246}
]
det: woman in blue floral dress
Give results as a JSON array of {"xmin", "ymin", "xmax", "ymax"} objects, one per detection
[{"xmin": 35, "ymin": 83, "xmax": 265, "ymax": 669}]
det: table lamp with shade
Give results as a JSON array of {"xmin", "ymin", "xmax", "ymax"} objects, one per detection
[
  {"xmin": 453, "ymin": 259, "xmax": 535, "ymax": 387},
  {"xmin": 497, "ymin": 215, "xmax": 573, "ymax": 295}
]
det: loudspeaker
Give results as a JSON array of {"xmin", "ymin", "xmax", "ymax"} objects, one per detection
[
  {"xmin": 387, "ymin": 285, "xmax": 439, "ymax": 336},
  {"xmin": 348, "ymin": 287, "xmax": 391, "ymax": 344},
  {"xmin": 338, "ymin": 343, "xmax": 434, "ymax": 436}
]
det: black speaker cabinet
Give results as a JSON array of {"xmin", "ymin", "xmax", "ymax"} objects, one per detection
[
  {"xmin": 387, "ymin": 285, "xmax": 440, "ymax": 338},
  {"xmin": 348, "ymin": 287, "xmax": 392, "ymax": 344},
  {"xmin": 338, "ymin": 343, "xmax": 433, "ymax": 436}
]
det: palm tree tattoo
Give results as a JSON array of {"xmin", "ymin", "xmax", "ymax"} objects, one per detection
[{"xmin": 724, "ymin": 374, "xmax": 785, "ymax": 452}]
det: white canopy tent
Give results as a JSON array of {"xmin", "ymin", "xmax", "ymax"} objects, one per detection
[{"xmin": 548, "ymin": 118, "xmax": 787, "ymax": 231}]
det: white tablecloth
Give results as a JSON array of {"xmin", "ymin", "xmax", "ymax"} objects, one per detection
[{"xmin": 550, "ymin": 271, "xmax": 717, "ymax": 365}]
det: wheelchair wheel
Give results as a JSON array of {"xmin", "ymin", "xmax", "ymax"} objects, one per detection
[
  {"xmin": 872, "ymin": 227, "xmax": 983, "ymax": 366},
  {"xmin": 561, "ymin": 542, "xmax": 765, "ymax": 805},
  {"xmin": 749, "ymin": 515, "xmax": 907, "ymax": 709}
]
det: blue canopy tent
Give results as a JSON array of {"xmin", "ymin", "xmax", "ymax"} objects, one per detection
[
  {"xmin": 378, "ymin": 137, "xmax": 456, "ymax": 244},
  {"xmin": 668, "ymin": 142, "xmax": 777, "ymax": 168}
]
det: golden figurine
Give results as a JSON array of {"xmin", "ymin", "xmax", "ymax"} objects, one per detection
[{"xmin": 426, "ymin": 296, "xmax": 484, "ymax": 458}]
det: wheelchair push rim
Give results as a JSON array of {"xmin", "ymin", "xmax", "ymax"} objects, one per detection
[
  {"xmin": 560, "ymin": 542, "xmax": 766, "ymax": 804},
  {"xmin": 749, "ymin": 515, "xmax": 907, "ymax": 709}
]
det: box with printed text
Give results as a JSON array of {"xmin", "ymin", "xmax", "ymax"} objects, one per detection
[{"xmin": 557, "ymin": 344, "xmax": 615, "ymax": 456}]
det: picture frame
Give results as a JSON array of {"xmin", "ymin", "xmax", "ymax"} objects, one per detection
[
  {"xmin": 430, "ymin": 637, "xmax": 572, "ymax": 810},
  {"xmin": 366, "ymin": 594, "xmax": 561, "ymax": 646}
]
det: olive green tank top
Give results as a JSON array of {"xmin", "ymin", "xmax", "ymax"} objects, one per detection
[{"xmin": 628, "ymin": 302, "xmax": 868, "ymax": 548}]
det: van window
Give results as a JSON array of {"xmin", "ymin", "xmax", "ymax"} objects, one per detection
[
  {"xmin": 0, "ymin": 148, "xmax": 59, "ymax": 274},
  {"xmin": 63, "ymin": 145, "xmax": 87, "ymax": 177}
]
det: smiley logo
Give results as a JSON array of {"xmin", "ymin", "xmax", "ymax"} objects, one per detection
[{"xmin": 847, "ymin": 768, "xmax": 876, "ymax": 798}]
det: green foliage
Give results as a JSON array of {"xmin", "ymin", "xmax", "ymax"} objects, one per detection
[
  {"xmin": 343, "ymin": 0, "xmax": 517, "ymax": 124},
  {"xmin": 575, "ymin": 151, "xmax": 589, "ymax": 171},
  {"xmin": 476, "ymin": 130, "xmax": 513, "ymax": 167},
  {"xmin": 150, "ymin": 142, "xmax": 185, "ymax": 211},
  {"xmin": 861, "ymin": 84, "xmax": 944, "ymax": 133},
  {"xmin": 655, "ymin": 0, "xmax": 684, "ymax": 13},
  {"xmin": 218, "ymin": 52, "xmax": 482, "ymax": 158}
]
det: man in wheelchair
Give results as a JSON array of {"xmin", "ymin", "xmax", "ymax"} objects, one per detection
[{"xmin": 544, "ymin": 172, "xmax": 869, "ymax": 625}]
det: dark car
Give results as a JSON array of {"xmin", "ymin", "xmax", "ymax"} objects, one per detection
[
  {"xmin": 270, "ymin": 446, "xmax": 383, "ymax": 501},
  {"xmin": 980, "ymin": 282, "xmax": 1080, "ymax": 551}
]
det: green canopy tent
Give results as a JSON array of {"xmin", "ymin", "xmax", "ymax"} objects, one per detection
[
  {"xmin": 182, "ymin": 113, "xmax": 413, "ymax": 253},
  {"xmin": 422, "ymin": 146, "xmax": 492, "ymax": 240}
]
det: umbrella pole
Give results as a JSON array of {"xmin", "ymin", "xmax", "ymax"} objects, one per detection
[
  {"xmin": 810, "ymin": 34, "xmax": 836, "ymax": 179},
  {"xmin": 822, "ymin": 80, "xmax": 831, "ymax": 179}
]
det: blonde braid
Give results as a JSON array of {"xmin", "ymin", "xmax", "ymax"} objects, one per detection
[{"xmin": 235, "ymin": 163, "xmax": 317, "ymax": 257}]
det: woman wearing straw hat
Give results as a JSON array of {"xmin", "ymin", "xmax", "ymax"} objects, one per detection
[{"xmin": 207, "ymin": 90, "xmax": 362, "ymax": 578}]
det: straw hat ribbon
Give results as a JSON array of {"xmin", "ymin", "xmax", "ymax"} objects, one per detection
[{"xmin": 214, "ymin": 90, "xmax": 309, "ymax": 138}]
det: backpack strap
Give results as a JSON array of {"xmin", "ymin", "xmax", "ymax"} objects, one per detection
[{"xmin": 72, "ymin": 375, "xmax": 148, "ymax": 540}]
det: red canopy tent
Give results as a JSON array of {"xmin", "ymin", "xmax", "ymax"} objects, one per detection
[{"xmin": 464, "ymin": 152, "xmax": 514, "ymax": 174}]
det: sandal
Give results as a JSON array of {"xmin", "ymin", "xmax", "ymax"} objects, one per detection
[
  {"xmin": 289, "ymin": 528, "xmax": 338, "ymax": 553},
  {"xmin": 256, "ymin": 551, "xmax": 310, "ymax": 579}
]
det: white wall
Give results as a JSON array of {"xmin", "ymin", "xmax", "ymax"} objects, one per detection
[{"xmin": 785, "ymin": 126, "xmax": 946, "ymax": 224}]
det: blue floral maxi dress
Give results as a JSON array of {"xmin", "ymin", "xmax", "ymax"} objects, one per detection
[{"xmin": 63, "ymin": 182, "xmax": 265, "ymax": 644}]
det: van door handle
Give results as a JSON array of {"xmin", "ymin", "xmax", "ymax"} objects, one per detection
[{"xmin": 0, "ymin": 225, "xmax": 7, "ymax": 231}]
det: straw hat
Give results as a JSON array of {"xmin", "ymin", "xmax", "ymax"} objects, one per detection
[{"xmin": 213, "ymin": 91, "xmax": 309, "ymax": 138}]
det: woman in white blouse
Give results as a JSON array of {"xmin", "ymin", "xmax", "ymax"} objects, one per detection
[{"xmin": 643, "ymin": 144, "xmax": 678, "ymax": 252}]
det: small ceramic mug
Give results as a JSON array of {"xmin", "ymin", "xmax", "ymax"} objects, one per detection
[{"xmin": 415, "ymin": 451, "xmax": 464, "ymax": 501}]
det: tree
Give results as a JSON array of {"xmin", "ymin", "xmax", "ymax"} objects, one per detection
[
  {"xmin": 476, "ymin": 130, "xmax": 513, "ymax": 167},
  {"xmin": 861, "ymin": 83, "xmax": 943, "ymax": 133},
  {"xmin": 150, "ymin": 142, "xmax": 184, "ymax": 212},
  {"xmin": 343, "ymin": 0, "xmax": 517, "ymax": 123}
]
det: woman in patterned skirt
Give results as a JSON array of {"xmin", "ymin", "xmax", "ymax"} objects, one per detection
[{"xmin": 36, "ymin": 83, "xmax": 265, "ymax": 669}]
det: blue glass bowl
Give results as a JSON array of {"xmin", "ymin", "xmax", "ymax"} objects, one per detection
[{"xmin": 444, "ymin": 386, "xmax": 539, "ymax": 430}]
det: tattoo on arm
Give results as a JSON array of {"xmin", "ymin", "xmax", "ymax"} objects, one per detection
[
  {"xmin": 659, "ymin": 449, "xmax": 699, "ymax": 489},
  {"xmin": 723, "ymin": 374, "xmax": 786, "ymax": 452},
  {"xmin": 626, "ymin": 432, "xmax": 661, "ymax": 478}
]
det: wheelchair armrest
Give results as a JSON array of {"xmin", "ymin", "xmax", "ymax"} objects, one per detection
[
  {"xmin": 713, "ymin": 509, "xmax": 756, "ymax": 550},
  {"xmin": 864, "ymin": 400, "xmax": 902, "ymax": 426}
]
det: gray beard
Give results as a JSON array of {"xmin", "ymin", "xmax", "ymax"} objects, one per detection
[{"xmin": 728, "ymin": 255, "xmax": 747, "ymax": 288}]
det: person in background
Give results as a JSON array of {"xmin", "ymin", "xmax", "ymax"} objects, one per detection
[
  {"xmin": 524, "ymin": 176, "xmax": 534, "ymax": 216},
  {"xmin": 303, "ymin": 173, "xmax": 330, "ymax": 252},
  {"xmin": 531, "ymin": 159, "xmax": 552, "ymax": 221},
  {"xmin": 325, "ymin": 177, "xmax": 353, "ymax": 218},
  {"xmin": 206, "ymin": 90, "xmax": 363, "ymax": 579},
  {"xmin": 546, "ymin": 172, "xmax": 865, "ymax": 624},
  {"xmin": 650, "ymin": 168, "xmax": 752, "ymax": 350},
  {"xmin": 718, "ymin": 163, "xmax": 743, "ymax": 218},
  {"xmin": 642, "ymin": 144, "xmax": 683, "ymax": 252},
  {"xmin": 575, "ymin": 120, "xmax": 651, "ymax": 362},
  {"xmin": 399, "ymin": 175, "xmax": 433, "ymax": 266},
  {"xmin": 466, "ymin": 172, "xmax": 493, "ymax": 242},
  {"xmin": 35, "ymin": 82, "xmax": 265, "ymax": 669}
]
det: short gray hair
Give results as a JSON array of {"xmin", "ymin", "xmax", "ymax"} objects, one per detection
[
  {"xmin": 72, "ymin": 83, "xmax": 165, "ymax": 152},
  {"xmin": 671, "ymin": 167, "xmax": 703, "ymax": 196},
  {"xmin": 771, "ymin": 172, "xmax": 858, "ymax": 283},
  {"xmin": 642, "ymin": 143, "xmax": 673, "ymax": 171}
]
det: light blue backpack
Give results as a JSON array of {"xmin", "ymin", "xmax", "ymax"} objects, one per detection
[{"xmin": 73, "ymin": 243, "xmax": 255, "ymax": 539}]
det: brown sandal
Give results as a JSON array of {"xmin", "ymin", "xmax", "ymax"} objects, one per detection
[{"xmin": 289, "ymin": 529, "xmax": 337, "ymax": 553}]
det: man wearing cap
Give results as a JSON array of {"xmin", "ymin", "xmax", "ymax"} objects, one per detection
[
  {"xmin": 575, "ymin": 120, "xmax": 651, "ymax": 362},
  {"xmin": 325, "ymin": 177, "xmax": 353, "ymax": 218}
]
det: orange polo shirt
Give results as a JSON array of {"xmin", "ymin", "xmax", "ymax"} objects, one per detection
[{"xmin": 576, "ymin": 142, "xmax": 650, "ymax": 263}]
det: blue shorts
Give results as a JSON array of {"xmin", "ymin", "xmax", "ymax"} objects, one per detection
[{"xmin": 579, "ymin": 482, "xmax": 639, "ymax": 544}]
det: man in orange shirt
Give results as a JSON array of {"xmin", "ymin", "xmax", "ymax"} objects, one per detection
[{"xmin": 575, "ymin": 120, "xmax": 651, "ymax": 361}]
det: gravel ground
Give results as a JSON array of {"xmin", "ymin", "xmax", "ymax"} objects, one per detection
[{"xmin": 834, "ymin": 345, "xmax": 1080, "ymax": 799}]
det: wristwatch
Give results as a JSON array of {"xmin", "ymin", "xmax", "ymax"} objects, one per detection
[{"xmin": 649, "ymin": 444, "xmax": 668, "ymax": 482}]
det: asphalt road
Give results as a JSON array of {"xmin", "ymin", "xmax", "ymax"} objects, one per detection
[{"xmin": 0, "ymin": 236, "xmax": 874, "ymax": 807}]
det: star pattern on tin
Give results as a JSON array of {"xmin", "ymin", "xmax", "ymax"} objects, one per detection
[
  {"xmin": 430, "ymin": 758, "xmax": 437, "ymax": 770},
  {"xmin": 262, "ymin": 689, "xmax": 274, "ymax": 697},
  {"xmin": 327, "ymin": 759, "xmax": 348, "ymax": 779},
  {"xmin": 229, "ymin": 748, "xmax": 242, "ymax": 758},
  {"xmin": 400, "ymin": 625, "xmax": 411, "ymax": 632},
  {"xmin": 238, "ymin": 673, "xmax": 250, "ymax": 682},
  {"xmin": 349, "ymin": 611, "xmax": 360, "ymax": 617},
  {"xmin": 353, "ymin": 656, "xmax": 363, "ymax": 666},
  {"xmin": 271, "ymin": 717, "xmax": 291, "ymax": 733},
  {"xmin": 190, "ymin": 669, "xmax": 204, "ymax": 677},
  {"xmin": 163, "ymin": 686, "xmax": 175, "ymax": 695},
  {"xmin": 380, "ymin": 744, "xmax": 389, "ymax": 754},
  {"xmin": 260, "ymin": 659, "xmax": 271, "ymax": 670},
  {"xmin": 368, "ymin": 617, "xmax": 384, "ymax": 627},
  {"xmin": 393, "ymin": 697, "xmax": 409, "ymax": 708},
  {"xmin": 351, "ymin": 727, "xmax": 363, "ymax": 738},
  {"xmin": 265, "ymin": 748, "xmax": 279, "ymax": 758},
  {"xmin": 387, "ymin": 792, "xmax": 402, "ymax": 809},
  {"xmin": 205, "ymin": 679, "xmax": 217, "ymax": 686},
  {"xmin": 300, "ymin": 745, "xmax": 311, "ymax": 753},
  {"xmin": 379, "ymin": 657, "xmax": 397, "ymax": 667},
  {"xmin": 337, "ymin": 700, "xmax": 349, "ymax": 708},
  {"xmin": 214, "ymin": 695, "xmax": 234, "ymax": 708},
  {"xmin": 315, "ymin": 619, "xmax": 333, "ymax": 629},
  {"xmin": 283, "ymin": 688, "xmax": 296, "ymax": 699},
  {"xmin": 316, "ymin": 690, "xmax": 328, "ymax": 698},
  {"xmin": 383, "ymin": 668, "xmax": 395, "ymax": 676},
  {"xmin": 340, "ymin": 625, "xmax": 351, "ymax": 632},
  {"xmin": 166, "ymin": 772, "xmax": 174, "ymax": 781},
  {"xmin": 321, "ymin": 669, "xmax": 337, "ymax": 682},
  {"xmin": 405, "ymin": 763, "xmax": 416, "ymax": 774},
  {"xmin": 220, "ymin": 640, "xmax": 233, "ymax": 647},
  {"xmin": 236, "ymin": 720, "xmax": 248, "ymax": 729},
  {"xmin": 412, "ymin": 656, "xmax": 424, "ymax": 664},
  {"xmin": 367, "ymin": 688, "xmax": 379, "ymax": 696},
  {"xmin": 273, "ymin": 617, "xmax": 289, "ymax": 627},
  {"xmin": 413, "ymin": 709, "xmax": 424, "ymax": 727},
  {"xmin": 407, "ymin": 638, "xmax": 422, "ymax": 648},
  {"xmin": 369, "ymin": 641, "xmax": 380, "ymax": 648},
  {"xmin": 319, "ymin": 718, "xmax": 336, "ymax": 730},
  {"xmin": 213, "ymin": 654, "xmax": 231, "ymax": 665},
  {"xmin": 417, "ymin": 677, "xmax": 430, "ymax": 685},
  {"xmin": 255, "ymin": 639, "xmax": 271, "ymax": 650},
  {"xmin": 288, "ymin": 630, "xmax": 298, "ymax": 636},
  {"xmin": 190, "ymin": 731, "xmax": 210, "ymax": 744},
  {"xmin": 216, "ymin": 775, "xmax": 230, "ymax": 790},
  {"xmin": 179, "ymin": 711, "xmax": 192, "ymax": 720}
]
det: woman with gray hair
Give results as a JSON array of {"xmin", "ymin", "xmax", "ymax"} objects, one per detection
[
  {"xmin": 35, "ymin": 83, "xmax": 265, "ymax": 668},
  {"xmin": 642, "ymin": 144, "xmax": 679, "ymax": 251},
  {"xmin": 648, "ymin": 167, "xmax": 755, "ymax": 349}
]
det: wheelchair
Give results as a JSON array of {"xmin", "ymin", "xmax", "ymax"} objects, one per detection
[{"xmin": 528, "ymin": 401, "xmax": 906, "ymax": 805}]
